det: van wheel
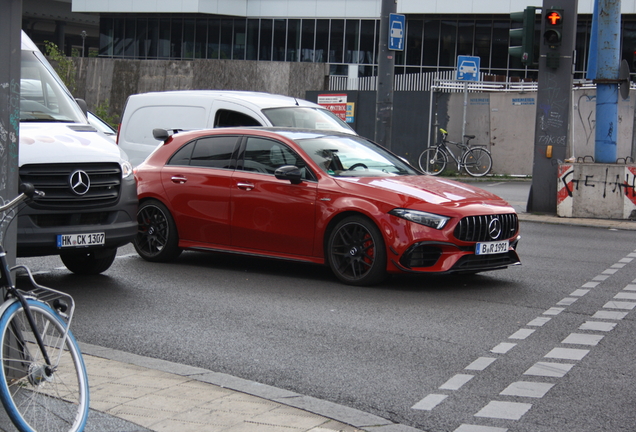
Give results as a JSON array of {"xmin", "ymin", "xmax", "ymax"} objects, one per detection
[
  {"xmin": 61, "ymin": 248, "xmax": 117, "ymax": 275},
  {"xmin": 134, "ymin": 200, "xmax": 182, "ymax": 262}
]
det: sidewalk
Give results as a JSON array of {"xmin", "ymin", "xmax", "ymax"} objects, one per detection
[{"xmin": 79, "ymin": 343, "xmax": 422, "ymax": 432}]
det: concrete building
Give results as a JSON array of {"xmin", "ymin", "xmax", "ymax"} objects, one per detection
[{"xmin": 21, "ymin": 0, "xmax": 636, "ymax": 80}]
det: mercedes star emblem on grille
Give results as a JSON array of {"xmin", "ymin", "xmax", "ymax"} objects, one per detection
[
  {"xmin": 69, "ymin": 170, "xmax": 90, "ymax": 195},
  {"xmin": 488, "ymin": 217, "xmax": 502, "ymax": 240}
]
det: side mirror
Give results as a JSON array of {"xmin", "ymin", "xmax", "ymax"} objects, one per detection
[
  {"xmin": 275, "ymin": 165, "xmax": 303, "ymax": 185},
  {"xmin": 75, "ymin": 98, "xmax": 89, "ymax": 116},
  {"xmin": 153, "ymin": 128, "xmax": 170, "ymax": 141}
]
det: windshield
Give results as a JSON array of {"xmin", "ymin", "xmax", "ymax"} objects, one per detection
[
  {"xmin": 262, "ymin": 107, "xmax": 355, "ymax": 134},
  {"xmin": 296, "ymin": 135, "xmax": 418, "ymax": 177},
  {"xmin": 20, "ymin": 50, "xmax": 86, "ymax": 123}
]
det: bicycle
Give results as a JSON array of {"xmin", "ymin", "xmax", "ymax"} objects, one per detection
[
  {"xmin": 418, "ymin": 128, "xmax": 493, "ymax": 177},
  {"xmin": 0, "ymin": 184, "xmax": 89, "ymax": 432}
]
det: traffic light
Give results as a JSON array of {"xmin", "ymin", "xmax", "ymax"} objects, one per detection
[
  {"xmin": 543, "ymin": 8, "xmax": 563, "ymax": 69},
  {"xmin": 509, "ymin": 6, "xmax": 537, "ymax": 66}
]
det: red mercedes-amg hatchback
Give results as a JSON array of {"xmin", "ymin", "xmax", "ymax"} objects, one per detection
[{"xmin": 133, "ymin": 127, "xmax": 520, "ymax": 286}]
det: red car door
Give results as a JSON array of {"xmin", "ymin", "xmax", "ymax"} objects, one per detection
[
  {"xmin": 160, "ymin": 136, "xmax": 240, "ymax": 246},
  {"xmin": 231, "ymin": 136, "xmax": 318, "ymax": 257}
]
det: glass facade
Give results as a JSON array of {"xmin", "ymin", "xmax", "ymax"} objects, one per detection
[{"xmin": 99, "ymin": 14, "xmax": 636, "ymax": 80}]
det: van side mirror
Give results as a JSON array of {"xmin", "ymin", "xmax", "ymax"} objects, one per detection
[
  {"xmin": 75, "ymin": 98, "xmax": 88, "ymax": 116},
  {"xmin": 275, "ymin": 165, "xmax": 303, "ymax": 184}
]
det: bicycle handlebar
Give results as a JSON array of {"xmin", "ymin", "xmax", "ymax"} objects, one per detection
[{"xmin": 0, "ymin": 183, "xmax": 44, "ymax": 213}]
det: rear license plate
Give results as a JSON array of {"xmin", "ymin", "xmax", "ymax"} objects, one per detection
[
  {"xmin": 475, "ymin": 240, "xmax": 509, "ymax": 255},
  {"xmin": 57, "ymin": 233, "xmax": 105, "ymax": 248}
]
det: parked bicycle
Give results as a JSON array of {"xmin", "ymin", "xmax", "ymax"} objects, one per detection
[
  {"xmin": 418, "ymin": 128, "xmax": 493, "ymax": 177},
  {"xmin": 0, "ymin": 184, "xmax": 89, "ymax": 432}
]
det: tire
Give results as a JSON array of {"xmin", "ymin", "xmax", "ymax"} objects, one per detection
[
  {"xmin": 0, "ymin": 299, "xmax": 89, "ymax": 432},
  {"xmin": 134, "ymin": 200, "xmax": 182, "ymax": 262},
  {"xmin": 60, "ymin": 248, "xmax": 117, "ymax": 275},
  {"xmin": 326, "ymin": 216, "xmax": 387, "ymax": 286},
  {"xmin": 462, "ymin": 147, "xmax": 492, "ymax": 177},
  {"xmin": 418, "ymin": 147, "xmax": 447, "ymax": 175}
]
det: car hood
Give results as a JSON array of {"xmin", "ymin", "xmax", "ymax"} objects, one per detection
[
  {"xmin": 335, "ymin": 175, "xmax": 513, "ymax": 210},
  {"xmin": 19, "ymin": 123, "xmax": 126, "ymax": 165}
]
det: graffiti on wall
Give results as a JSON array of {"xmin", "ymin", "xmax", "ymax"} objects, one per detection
[{"xmin": 558, "ymin": 164, "xmax": 636, "ymax": 205}]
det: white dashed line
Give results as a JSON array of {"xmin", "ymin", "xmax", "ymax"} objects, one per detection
[
  {"xmin": 614, "ymin": 292, "xmax": 636, "ymax": 300},
  {"xmin": 603, "ymin": 301, "xmax": 636, "ymax": 310},
  {"xmin": 454, "ymin": 425, "xmax": 508, "ymax": 432},
  {"xmin": 544, "ymin": 347, "xmax": 589, "ymax": 361},
  {"xmin": 582, "ymin": 281, "xmax": 600, "ymax": 288},
  {"xmin": 474, "ymin": 401, "xmax": 532, "ymax": 420},
  {"xmin": 465, "ymin": 357, "xmax": 497, "ymax": 371},
  {"xmin": 561, "ymin": 333, "xmax": 604, "ymax": 346},
  {"xmin": 578, "ymin": 321, "xmax": 617, "ymax": 332},
  {"xmin": 524, "ymin": 362, "xmax": 574, "ymax": 378},
  {"xmin": 543, "ymin": 307, "xmax": 565, "ymax": 315},
  {"xmin": 509, "ymin": 329, "xmax": 535, "ymax": 340},
  {"xmin": 526, "ymin": 316, "xmax": 551, "ymax": 327},
  {"xmin": 570, "ymin": 289, "xmax": 590, "ymax": 297},
  {"xmin": 491, "ymin": 342, "xmax": 516, "ymax": 354},
  {"xmin": 557, "ymin": 297, "xmax": 578, "ymax": 306},
  {"xmin": 592, "ymin": 310, "xmax": 628, "ymax": 320},
  {"xmin": 411, "ymin": 394, "xmax": 447, "ymax": 410},
  {"xmin": 500, "ymin": 381, "xmax": 554, "ymax": 398},
  {"xmin": 440, "ymin": 374, "xmax": 474, "ymax": 390}
]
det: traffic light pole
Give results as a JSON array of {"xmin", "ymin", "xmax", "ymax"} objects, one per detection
[
  {"xmin": 374, "ymin": 0, "xmax": 396, "ymax": 150},
  {"xmin": 527, "ymin": 0, "xmax": 578, "ymax": 214},
  {"xmin": 0, "ymin": 0, "xmax": 22, "ymax": 263}
]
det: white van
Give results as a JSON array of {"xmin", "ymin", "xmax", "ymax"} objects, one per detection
[
  {"xmin": 18, "ymin": 31, "xmax": 138, "ymax": 274},
  {"xmin": 117, "ymin": 90, "xmax": 356, "ymax": 166}
]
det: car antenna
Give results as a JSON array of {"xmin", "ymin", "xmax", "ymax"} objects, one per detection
[{"xmin": 294, "ymin": 98, "xmax": 299, "ymax": 106}]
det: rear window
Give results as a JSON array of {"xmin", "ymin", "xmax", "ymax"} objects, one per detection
[
  {"xmin": 263, "ymin": 107, "xmax": 355, "ymax": 134},
  {"xmin": 125, "ymin": 105, "xmax": 206, "ymax": 144}
]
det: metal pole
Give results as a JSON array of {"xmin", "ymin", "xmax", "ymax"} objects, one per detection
[
  {"xmin": 594, "ymin": 0, "xmax": 620, "ymax": 163},
  {"xmin": 374, "ymin": 0, "xmax": 396, "ymax": 149},
  {"xmin": 0, "ymin": 0, "xmax": 22, "ymax": 264}
]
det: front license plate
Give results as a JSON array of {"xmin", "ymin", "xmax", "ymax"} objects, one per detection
[
  {"xmin": 57, "ymin": 232, "xmax": 105, "ymax": 248},
  {"xmin": 475, "ymin": 240, "xmax": 509, "ymax": 255}
]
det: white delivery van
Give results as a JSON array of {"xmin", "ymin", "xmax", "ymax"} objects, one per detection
[
  {"xmin": 18, "ymin": 31, "xmax": 138, "ymax": 274},
  {"xmin": 117, "ymin": 90, "xmax": 357, "ymax": 166}
]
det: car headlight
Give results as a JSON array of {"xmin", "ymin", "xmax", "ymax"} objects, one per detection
[
  {"xmin": 389, "ymin": 208, "xmax": 450, "ymax": 230},
  {"xmin": 121, "ymin": 161, "xmax": 134, "ymax": 178}
]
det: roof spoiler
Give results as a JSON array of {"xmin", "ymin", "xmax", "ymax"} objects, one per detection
[{"xmin": 152, "ymin": 128, "xmax": 184, "ymax": 141}]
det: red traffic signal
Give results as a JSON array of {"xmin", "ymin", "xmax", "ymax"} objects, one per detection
[{"xmin": 546, "ymin": 10, "xmax": 562, "ymax": 26}]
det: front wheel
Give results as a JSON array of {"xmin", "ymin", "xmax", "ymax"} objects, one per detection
[
  {"xmin": 418, "ymin": 147, "xmax": 447, "ymax": 175},
  {"xmin": 0, "ymin": 299, "xmax": 89, "ymax": 432},
  {"xmin": 462, "ymin": 147, "xmax": 492, "ymax": 177},
  {"xmin": 326, "ymin": 216, "xmax": 387, "ymax": 286}
]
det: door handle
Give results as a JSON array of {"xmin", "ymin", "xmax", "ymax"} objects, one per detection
[
  {"xmin": 171, "ymin": 176, "xmax": 187, "ymax": 184},
  {"xmin": 237, "ymin": 182, "xmax": 254, "ymax": 191}
]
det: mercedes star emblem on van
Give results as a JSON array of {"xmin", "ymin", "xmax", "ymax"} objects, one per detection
[{"xmin": 69, "ymin": 170, "xmax": 90, "ymax": 195}]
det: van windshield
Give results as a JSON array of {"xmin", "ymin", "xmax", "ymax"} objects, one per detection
[
  {"xmin": 262, "ymin": 107, "xmax": 355, "ymax": 134},
  {"xmin": 20, "ymin": 50, "xmax": 86, "ymax": 123}
]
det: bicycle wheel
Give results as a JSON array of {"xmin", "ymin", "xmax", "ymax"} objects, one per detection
[
  {"xmin": 418, "ymin": 147, "xmax": 447, "ymax": 175},
  {"xmin": 0, "ymin": 299, "xmax": 89, "ymax": 432},
  {"xmin": 462, "ymin": 147, "xmax": 492, "ymax": 177}
]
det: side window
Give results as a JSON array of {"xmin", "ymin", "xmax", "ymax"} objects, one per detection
[
  {"xmin": 167, "ymin": 136, "xmax": 239, "ymax": 169},
  {"xmin": 241, "ymin": 137, "xmax": 315, "ymax": 181},
  {"xmin": 214, "ymin": 109, "xmax": 262, "ymax": 127}
]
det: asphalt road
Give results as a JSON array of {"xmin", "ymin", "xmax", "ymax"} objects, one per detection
[{"xmin": 16, "ymin": 179, "xmax": 636, "ymax": 431}]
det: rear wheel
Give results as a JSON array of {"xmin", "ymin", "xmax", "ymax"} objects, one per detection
[
  {"xmin": 327, "ymin": 216, "xmax": 387, "ymax": 286},
  {"xmin": 462, "ymin": 147, "xmax": 492, "ymax": 177},
  {"xmin": 60, "ymin": 248, "xmax": 117, "ymax": 275},
  {"xmin": 418, "ymin": 147, "xmax": 447, "ymax": 175},
  {"xmin": 134, "ymin": 200, "xmax": 182, "ymax": 262}
]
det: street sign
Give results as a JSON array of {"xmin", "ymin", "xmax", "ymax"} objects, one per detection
[
  {"xmin": 389, "ymin": 14, "xmax": 405, "ymax": 51},
  {"xmin": 457, "ymin": 55, "xmax": 480, "ymax": 81}
]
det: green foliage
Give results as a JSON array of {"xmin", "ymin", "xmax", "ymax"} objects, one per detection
[
  {"xmin": 43, "ymin": 41, "xmax": 76, "ymax": 94},
  {"xmin": 94, "ymin": 100, "xmax": 119, "ymax": 129}
]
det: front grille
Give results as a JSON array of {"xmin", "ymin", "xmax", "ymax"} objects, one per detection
[
  {"xmin": 454, "ymin": 213, "xmax": 518, "ymax": 242},
  {"xmin": 400, "ymin": 245, "xmax": 442, "ymax": 268},
  {"xmin": 20, "ymin": 163, "xmax": 122, "ymax": 210},
  {"xmin": 452, "ymin": 251, "xmax": 521, "ymax": 272}
]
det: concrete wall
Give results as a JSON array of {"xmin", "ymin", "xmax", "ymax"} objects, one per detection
[{"xmin": 69, "ymin": 57, "xmax": 330, "ymax": 125}]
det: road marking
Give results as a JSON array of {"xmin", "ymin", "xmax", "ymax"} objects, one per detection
[
  {"xmin": 562, "ymin": 333, "xmax": 603, "ymax": 346},
  {"xmin": 474, "ymin": 401, "xmax": 532, "ymax": 420},
  {"xmin": 545, "ymin": 347, "xmax": 589, "ymax": 360},
  {"xmin": 524, "ymin": 362, "xmax": 574, "ymax": 378},
  {"xmin": 440, "ymin": 374, "xmax": 474, "ymax": 390},
  {"xmin": 582, "ymin": 281, "xmax": 600, "ymax": 288},
  {"xmin": 491, "ymin": 342, "xmax": 516, "ymax": 354},
  {"xmin": 454, "ymin": 425, "xmax": 508, "ymax": 432},
  {"xmin": 614, "ymin": 292, "xmax": 636, "ymax": 300},
  {"xmin": 527, "ymin": 317, "xmax": 551, "ymax": 327},
  {"xmin": 543, "ymin": 307, "xmax": 564, "ymax": 315},
  {"xmin": 611, "ymin": 263, "xmax": 627, "ymax": 269},
  {"xmin": 578, "ymin": 321, "xmax": 616, "ymax": 332},
  {"xmin": 623, "ymin": 284, "xmax": 636, "ymax": 291},
  {"xmin": 602, "ymin": 268, "xmax": 619, "ymax": 275},
  {"xmin": 509, "ymin": 329, "xmax": 534, "ymax": 340},
  {"xmin": 411, "ymin": 394, "xmax": 447, "ymax": 410},
  {"xmin": 465, "ymin": 357, "xmax": 496, "ymax": 371},
  {"xmin": 500, "ymin": 381, "xmax": 554, "ymax": 398},
  {"xmin": 592, "ymin": 310, "xmax": 628, "ymax": 320},
  {"xmin": 593, "ymin": 275, "xmax": 610, "ymax": 281},
  {"xmin": 570, "ymin": 289, "xmax": 589, "ymax": 297},
  {"xmin": 557, "ymin": 297, "xmax": 578, "ymax": 306},
  {"xmin": 603, "ymin": 301, "xmax": 636, "ymax": 310}
]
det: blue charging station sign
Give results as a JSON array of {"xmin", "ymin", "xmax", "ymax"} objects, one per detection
[{"xmin": 389, "ymin": 14, "xmax": 405, "ymax": 51}]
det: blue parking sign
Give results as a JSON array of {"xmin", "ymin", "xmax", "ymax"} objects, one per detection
[
  {"xmin": 457, "ymin": 56, "xmax": 480, "ymax": 81},
  {"xmin": 389, "ymin": 14, "xmax": 405, "ymax": 51}
]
